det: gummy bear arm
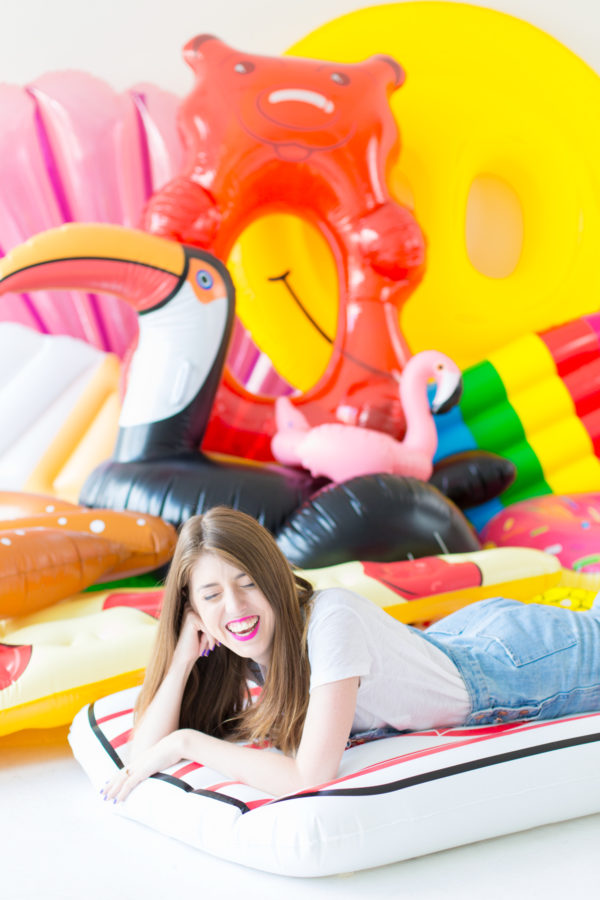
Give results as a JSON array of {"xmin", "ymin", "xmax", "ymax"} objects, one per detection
[
  {"xmin": 142, "ymin": 176, "xmax": 221, "ymax": 248},
  {"xmin": 355, "ymin": 203, "xmax": 426, "ymax": 281}
]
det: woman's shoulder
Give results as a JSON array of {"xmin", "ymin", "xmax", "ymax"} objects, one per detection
[
  {"xmin": 309, "ymin": 588, "xmax": 414, "ymax": 645},
  {"xmin": 309, "ymin": 587, "xmax": 383, "ymax": 625}
]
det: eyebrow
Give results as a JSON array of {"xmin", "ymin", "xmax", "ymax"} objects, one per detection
[{"xmin": 197, "ymin": 572, "xmax": 248, "ymax": 591}]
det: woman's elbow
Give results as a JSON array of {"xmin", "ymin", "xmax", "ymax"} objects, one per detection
[{"xmin": 288, "ymin": 761, "xmax": 340, "ymax": 795}]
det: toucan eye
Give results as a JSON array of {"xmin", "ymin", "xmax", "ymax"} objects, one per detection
[
  {"xmin": 196, "ymin": 269, "xmax": 214, "ymax": 290},
  {"xmin": 331, "ymin": 71, "xmax": 350, "ymax": 85},
  {"xmin": 235, "ymin": 60, "xmax": 255, "ymax": 74}
]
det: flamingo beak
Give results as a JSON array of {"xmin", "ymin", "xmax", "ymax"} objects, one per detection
[
  {"xmin": 431, "ymin": 368, "xmax": 463, "ymax": 414},
  {"xmin": 0, "ymin": 223, "xmax": 187, "ymax": 312}
]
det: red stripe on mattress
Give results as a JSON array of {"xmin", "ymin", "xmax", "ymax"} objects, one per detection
[
  {"xmin": 207, "ymin": 780, "xmax": 238, "ymax": 791},
  {"xmin": 172, "ymin": 761, "xmax": 203, "ymax": 778},
  {"xmin": 416, "ymin": 722, "xmax": 523, "ymax": 738},
  {"xmin": 110, "ymin": 729, "xmax": 133, "ymax": 749},
  {"xmin": 245, "ymin": 799, "xmax": 271, "ymax": 810},
  {"xmin": 96, "ymin": 708, "xmax": 134, "ymax": 725},
  {"xmin": 296, "ymin": 712, "xmax": 600, "ymax": 794}
]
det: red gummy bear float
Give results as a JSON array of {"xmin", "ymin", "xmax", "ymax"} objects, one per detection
[{"xmin": 144, "ymin": 36, "xmax": 426, "ymax": 460}]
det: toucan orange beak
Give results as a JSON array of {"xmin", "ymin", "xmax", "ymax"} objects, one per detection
[{"xmin": 0, "ymin": 223, "xmax": 187, "ymax": 312}]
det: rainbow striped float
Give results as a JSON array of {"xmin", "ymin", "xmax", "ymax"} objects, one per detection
[{"xmin": 434, "ymin": 315, "xmax": 600, "ymax": 529}]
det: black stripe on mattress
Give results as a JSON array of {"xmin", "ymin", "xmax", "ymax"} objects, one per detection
[
  {"xmin": 89, "ymin": 703, "xmax": 124, "ymax": 767},
  {"xmin": 271, "ymin": 729, "xmax": 600, "ymax": 806},
  {"xmin": 88, "ymin": 703, "xmax": 250, "ymax": 814},
  {"xmin": 152, "ymin": 774, "xmax": 250, "ymax": 812}
]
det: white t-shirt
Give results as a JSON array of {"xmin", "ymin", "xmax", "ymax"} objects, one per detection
[{"xmin": 307, "ymin": 589, "xmax": 471, "ymax": 733}]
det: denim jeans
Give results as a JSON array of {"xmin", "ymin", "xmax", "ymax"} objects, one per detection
[{"xmin": 418, "ymin": 597, "xmax": 600, "ymax": 725}]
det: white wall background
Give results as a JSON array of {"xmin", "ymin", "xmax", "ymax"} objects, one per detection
[{"xmin": 1, "ymin": 0, "xmax": 599, "ymax": 94}]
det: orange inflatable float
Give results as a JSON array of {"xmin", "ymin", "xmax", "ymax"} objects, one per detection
[{"xmin": 0, "ymin": 491, "xmax": 176, "ymax": 617}]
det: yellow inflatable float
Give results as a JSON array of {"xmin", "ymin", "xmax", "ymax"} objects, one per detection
[
  {"xmin": 231, "ymin": 2, "xmax": 600, "ymax": 386},
  {"xmin": 0, "ymin": 545, "xmax": 564, "ymax": 737}
]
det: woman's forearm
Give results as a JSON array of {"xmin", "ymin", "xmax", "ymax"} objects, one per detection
[
  {"xmin": 131, "ymin": 656, "xmax": 195, "ymax": 756},
  {"xmin": 176, "ymin": 679, "xmax": 358, "ymax": 797},
  {"xmin": 105, "ymin": 679, "xmax": 357, "ymax": 804},
  {"xmin": 178, "ymin": 729, "xmax": 327, "ymax": 797}
]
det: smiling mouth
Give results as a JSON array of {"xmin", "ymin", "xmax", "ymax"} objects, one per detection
[
  {"xmin": 226, "ymin": 616, "xmax": 260, "ymax": 642},
  {"xmin": 267, "ymin": 89, "xmax": 335, "ymax": 114}
]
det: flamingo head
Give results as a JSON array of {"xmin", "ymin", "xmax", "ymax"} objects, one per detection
[
  {"xmin": 427, "ymin": 351, "xmax": 463, "ymax": 414},
  {"xmin": 394, "ymin": 350, "xmax": 463, "ymax": 416}
]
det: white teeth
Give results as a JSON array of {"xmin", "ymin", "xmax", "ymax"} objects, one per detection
[{"xmin": 226, "ymin": 616, "xmax": 259, "ymax": 635}]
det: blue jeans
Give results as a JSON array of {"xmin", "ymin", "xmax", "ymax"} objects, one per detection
[{"xmin": 418, "ymin": 597, "xmax": 600, "ymax": 725}]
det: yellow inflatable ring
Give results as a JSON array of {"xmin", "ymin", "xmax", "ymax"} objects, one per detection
[{"xmin": 231, "ymin": 2, "xmax": 600, "ymax": 382}]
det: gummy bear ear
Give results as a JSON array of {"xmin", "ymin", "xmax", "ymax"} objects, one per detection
[
  {"xmin": 370, "ymin": 54, "xmax": 406, "ymax": 88},
  {"xmin": 183, "ymin": 34, "xmax": 225, "ymax": 72}
]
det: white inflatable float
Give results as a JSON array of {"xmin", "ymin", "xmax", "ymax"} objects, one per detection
[
  {"xmin": 0, "ymin": 323, "xmax": 120, "ymax": 500},
  {"xmin": 69, "ymin": 685, "xmax": 600, "ymax": 877}
]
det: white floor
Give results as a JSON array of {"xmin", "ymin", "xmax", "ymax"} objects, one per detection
[{"xmin": 1, "ymin": 726, "xmax": 598, "ymax": 900}]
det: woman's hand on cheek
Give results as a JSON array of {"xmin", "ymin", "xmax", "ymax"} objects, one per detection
[
  {"xmin": 100, "ymin": 732, "xmax": 184, "ymax": 805},
  {"xmin": 174, "ymin": 604, "xmax": 219, "ymax": 666},
  {"xmin": 198, "ymin": 624, "xmax": 220, "ymax": 658}
]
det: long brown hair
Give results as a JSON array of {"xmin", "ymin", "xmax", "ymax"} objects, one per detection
[{"xmin": 135, "ymin": 506, "xmax": 314, "ymax": 754}]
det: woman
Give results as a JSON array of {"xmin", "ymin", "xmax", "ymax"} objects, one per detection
[{"xmin": 102, "ymin": 506, "xmax": 600, "ymax": 803}]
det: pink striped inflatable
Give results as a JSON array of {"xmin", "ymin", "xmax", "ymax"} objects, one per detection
[
  {"xmin": 0, "ymin": 73, "xmax": 182, "ymax": 357},
  {"xmin": 0, "ymin": 71, "xmax": 293, "ymax": 401}
]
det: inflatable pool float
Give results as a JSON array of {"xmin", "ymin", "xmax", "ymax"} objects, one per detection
[
  {"xmin": 243, "ymin": 1, "xmax": 600, "ymax": 375},
  {"xmin": 0, "ymin": 72, "xmax": 178, "ymax": 357},
  {"xmin": 434, "ymin": 314, "xmax": 600, "ymax": 530},
  {"xmin": 0, "ymin": 490, "xmax": 176, "ymax": 616},
  {"xmin": 0, "ymin": 68, "xmax": 284, "ymax": 401},
  {"xmin": 481, "ymin": 492, "xmax": 600, "ymax": 574},
  {"xmin": 0, "ymin": 587, "xmax": 160, "ymax": 735},
  {"xmin": 144, "ymin": 34, "xmax": 425, "ymax": 455},
  {"xmin": 0, "ymin": 226, "xmax": 477, "ymax": 568},
  {"xmin": 69, "ymin": 684, "xmax": 600, "ymax": 876},
  {"xmin": 0, "ymin": 547, "xmax": 560, "ymax": 736},
  {"xmin": 0, "ymin": 323, "xmax": 120, "ymax": 502}
]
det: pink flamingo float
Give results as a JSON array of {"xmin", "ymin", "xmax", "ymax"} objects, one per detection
[{"xmin": 272, "ymin": 350, "xmax": 462, "ymax": 483}]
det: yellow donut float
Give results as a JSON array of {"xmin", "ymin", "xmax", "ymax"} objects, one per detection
[{"xmin": 230, "ymin": 2, "xmax": 600, "ymax": 384}]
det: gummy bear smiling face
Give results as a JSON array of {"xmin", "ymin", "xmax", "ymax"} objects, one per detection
[
  {"xmin": 183, "ymin": 35, "xmax": 404, "ymax": 162},
  {"xmin": 244, "ymin": 66, "xmax": 357, "ymax": 161}
]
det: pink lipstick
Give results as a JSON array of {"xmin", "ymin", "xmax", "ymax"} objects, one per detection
[{"xmin": 226, "ymin": 615, "xmax": 260, "ymax": 642}]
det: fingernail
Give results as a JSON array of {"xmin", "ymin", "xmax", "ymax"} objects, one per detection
[{"xmin": 113, "ymin": 798, "xmax": 117, "ymax": 804}]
